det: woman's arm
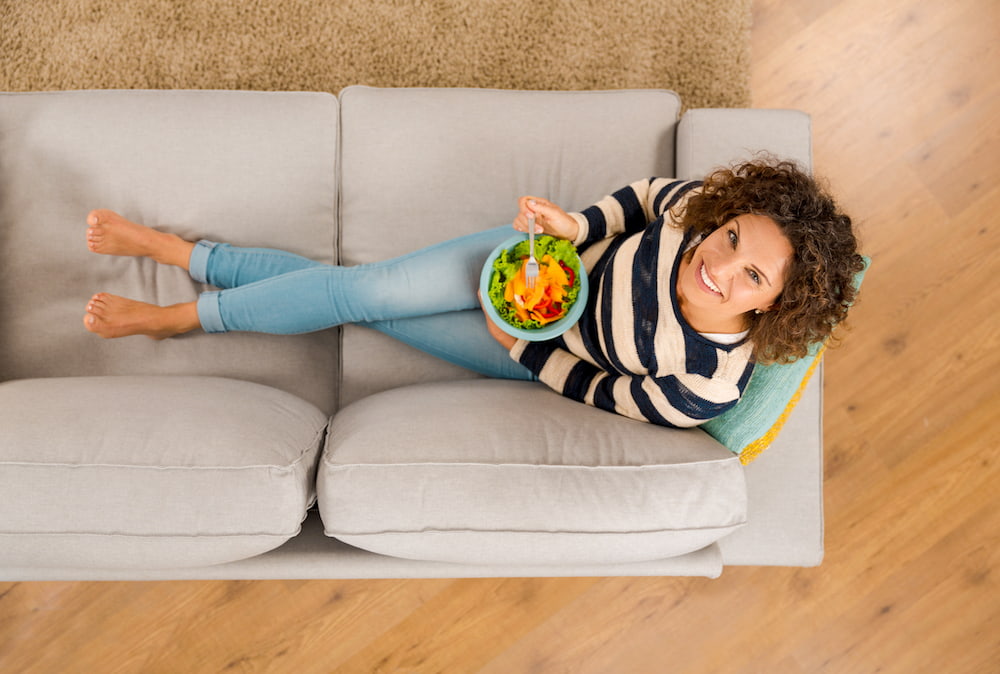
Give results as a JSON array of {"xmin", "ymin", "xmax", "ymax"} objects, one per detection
[
  {"xmin": 479, "ymin": 291, "xmax": 519, "ymax": 351},
  {"xmin": 514, "ymin": 178, "xmax": 703, "ymax": 248},
  {"xmin": 572, "ymin": 178, "xmax": 703, "ymax": 246},
  {"xmin": 481, "ymin": 291, "xmax": 741, "ymax": 427},
  {"xmin": 510, "ymin": 340, "xmax": 745, "ymax": 428}
]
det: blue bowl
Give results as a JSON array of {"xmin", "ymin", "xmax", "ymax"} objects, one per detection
[{"xmin": 480, "ymin": 234, "xmax": 589, "ymax": 342}]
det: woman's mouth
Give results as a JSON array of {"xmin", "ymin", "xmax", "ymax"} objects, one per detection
[{"xmin": 698, "ymin": 262, "xmax": 723, "ymax": 296}]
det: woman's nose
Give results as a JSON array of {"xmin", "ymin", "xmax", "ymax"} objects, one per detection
[{"xmin": 715, "ymin": 254, "xmax": 740, "ymax": 281}]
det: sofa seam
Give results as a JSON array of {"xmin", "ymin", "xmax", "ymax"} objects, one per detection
[
  {"xmin": 325, "ymin": 521, "xmax": 747, "ymax": 536},
  {"xmin": 0, "ymin": 530, "xmax": 300, "ymax": 538},
  {"xmin": 340, "ymin": 85, "xmax": 681, "ymax": 102},
  {"xmin": 0, "ymin": 462, "xmax": 300, "ymax": 473},
  {"xmin": 322, "ymin": 459, "xmax": 741, "ymax": 470}
]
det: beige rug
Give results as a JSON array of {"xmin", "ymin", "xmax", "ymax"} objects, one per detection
[{"xmin": 0, "ymin": 0, "xmax": 751, "ymax": 109}]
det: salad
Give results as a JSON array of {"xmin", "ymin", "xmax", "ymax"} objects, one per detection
[{"xmin": 487, "ymin": 235, "xmax": 583, "ymax": 330}]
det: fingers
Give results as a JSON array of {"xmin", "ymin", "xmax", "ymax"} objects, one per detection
[
  {"xmin": 519, "ymin": 196, "xmax": 557, "ymax": 217},
  {"xmin": 513, "ymin": 195, "xmax": 580, "ymax": 241},
  {"xmin": 513, "ymin": 208, "xmax": 543, "ymax": 234},
  {"xmin": 514, "ymin": 197, "xmax": 553, "ymax": 233}
]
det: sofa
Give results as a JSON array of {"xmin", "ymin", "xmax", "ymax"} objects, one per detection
[{"xmin": 0, "ymin": 86, "xmax": 822, "ymax": 580}]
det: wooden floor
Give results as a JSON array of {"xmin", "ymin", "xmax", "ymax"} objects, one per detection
[{"xmin": 2, "ymin": 0, "xmax": 997, "ymax": 672}]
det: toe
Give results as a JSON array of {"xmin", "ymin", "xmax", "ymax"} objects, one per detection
[{"xmin": 88, "ymin": 209, "xmax": 121, "ymax": 227}]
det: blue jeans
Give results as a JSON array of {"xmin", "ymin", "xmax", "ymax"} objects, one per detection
[{"xmin": 188, "ymin": 226, "xmax": 534, "ymax": 381}]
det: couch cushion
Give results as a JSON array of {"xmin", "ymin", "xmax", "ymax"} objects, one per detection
[
  {"xmin": 0, "ymin": 90, "xmax": 340, "ymax": 414},
  {"xmin": 318, "ymin": 379, "xmax": 746, "ymax": 566},
  {"xmin": 0, "ymin": 376, "xmax": 328, "ymax": 569},
  {"xmin": 337, "ymin": 86, "xmax": 682, "ymax": 406}
]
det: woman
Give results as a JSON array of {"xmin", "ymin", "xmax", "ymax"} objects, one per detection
[{"xmin": 84, "ymin": 159, "xmax": 864, "ymax": 428}]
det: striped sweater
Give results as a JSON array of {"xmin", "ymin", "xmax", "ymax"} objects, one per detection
[{"xmin": 509, "ymin": 178, "xmax": 756, "ymax": 428}]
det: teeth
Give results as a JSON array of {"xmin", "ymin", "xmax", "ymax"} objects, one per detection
[{"xmin": 700, "ymin": 263, "xmax": 721, "ymax": 294}]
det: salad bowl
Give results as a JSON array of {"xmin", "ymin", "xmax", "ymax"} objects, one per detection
[{"xmin": 480, "ymin": 233, "xmax": 589, "ymax": 341}]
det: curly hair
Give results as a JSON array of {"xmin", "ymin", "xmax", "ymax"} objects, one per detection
[{"xmin": 680, "ymin": 158, "xmax": 865, "ymax": 364}]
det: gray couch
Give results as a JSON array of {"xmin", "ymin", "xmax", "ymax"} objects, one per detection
[{"xmin": 0, "ymin": 87, "xmax": 821, "ymax": 580}]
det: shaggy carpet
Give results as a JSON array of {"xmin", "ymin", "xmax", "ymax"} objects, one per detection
[{"xmin": 0, "ymin": 0, "xmax": 751, "ymax": 109}]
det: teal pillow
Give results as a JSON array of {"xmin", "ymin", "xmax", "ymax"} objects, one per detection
[{"xmin": 702, "ymin": 257, "xmax": 869, "ymax": 463}]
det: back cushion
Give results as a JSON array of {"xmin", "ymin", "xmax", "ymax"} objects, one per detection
[
  {"xmin": 337, "ymin": 86, "xmax": 681, "ymax": 406},
  {"xmin": 0, "ymin": 90, "xmax": 340, "ymax": 413}
]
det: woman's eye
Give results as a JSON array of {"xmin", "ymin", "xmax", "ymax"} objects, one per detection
[
  {"xmin": 728, "ymin": 230, "xmax": 738, "ymax": 247},
  {"xmin": 748, "ymin": 269, "xmax": 760, "ymax": 285}
]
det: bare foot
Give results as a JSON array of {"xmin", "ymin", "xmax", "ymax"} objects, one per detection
[
  {"xmin": 86, "ymin": 209, "xmax": 194, "ymax": 268},
  {"xmin": 83, "ymin": 293, "xmax": 199, "ymax": 340}
]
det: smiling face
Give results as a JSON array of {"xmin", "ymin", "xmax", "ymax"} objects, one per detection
[{"xmin": 676, "ymin": 213, "xmax": 793, "ymax": 334}]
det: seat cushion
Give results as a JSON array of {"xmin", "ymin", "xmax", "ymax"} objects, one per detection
[
  {"xmin": 318, "ymin": 379, "xmax": 746, "ymax": 566},
  {"xmin": 0, "ymin": 376, "xmax": 328, "ymax": 569}
]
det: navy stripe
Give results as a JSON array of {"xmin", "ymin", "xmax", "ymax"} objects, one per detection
[
  {"xmin": 517, "ymin": 341, "xmax": 560, "ymax": 375},
  {"xmin": 596, "ymin": 235, "xmax": 636, "ymax": 375},
  {"xmin": 632, "ymin": 217, "xmax": 664, "ymax": 371},
  {"xmin": 655, "ymin": 180, "xmax": 702, "ymax": 216},
  {"xmin": 564, "ymin": 360, "xmax": 599, "ymax": 402},
  {"xmin": 652, "ymin": 180, "xmax": 681, "ymax": 214},
  {"xmin": 684, "ymin": 331, "xmax": 719, "ymax": 378},
  {"xmin": 576, "ymin": 235, "xmax": 630, "ymax": 374},
  {"xmin": 592, "ymin": 373, "xmax": 619, "ymax": 412},
  {"xmin": 575, "ymin": 316, "xmax": 614, "ymax": 375},
  {"xmin": 578, "ymin": 205, "xmax": 607, "ymax": 248},
  {"xmin": 575, "ymin": 278, "xmax": 615, "ymax": 374},
  {"xmin": 612, "ymin": 184, "xmax": 647, "ymax": 234},
  {"xmin": 658, "ymin": 375, "xmax": 735, "ymax": 421},
  {"xmin": 737, "ymin": 360, "xmax": 755, "ymax": 393},
  {"xmin": 630, "ymin": 378, "xmax": 679, "ymax": 427}
]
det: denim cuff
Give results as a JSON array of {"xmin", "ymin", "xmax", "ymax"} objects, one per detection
[
  {"xmin": 188, "ymin": 240, "xmax": 219, "ymax": 284},
  {"xmin": 196, "ymin": 291, "xmax": 227, "ymax": 334}
]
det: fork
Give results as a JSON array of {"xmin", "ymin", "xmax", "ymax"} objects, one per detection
[{"xmin": 524, "ymin": 214, "xmax": 539, "ymax": 288}]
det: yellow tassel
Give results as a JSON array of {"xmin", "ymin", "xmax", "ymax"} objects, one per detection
[{"xmin": 738, "ymin": 344, "xmax": 827, "ymax": 465}]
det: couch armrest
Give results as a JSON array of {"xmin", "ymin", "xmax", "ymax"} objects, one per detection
[
  {"xmin": 676, "ymin": 107, "xmax": 824, "ymax": 568},
  {"xmin": 675, "ymin": 108, "xmax": 812, "ymax": 178}
]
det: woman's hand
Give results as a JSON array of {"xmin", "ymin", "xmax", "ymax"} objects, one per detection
[
  {"xmin": 478, "ymin": 291, "xmax": 517, "ymax": 350},
  {"xmin": 513, "ymin": 196, "xmax": 579, "ymax": 241}
]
